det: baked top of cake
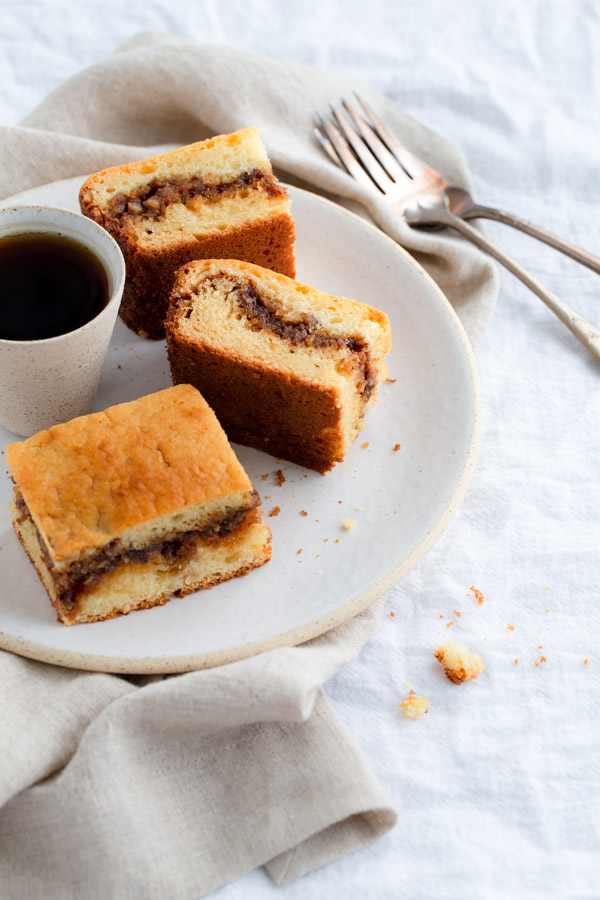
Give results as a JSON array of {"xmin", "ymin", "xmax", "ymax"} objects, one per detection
[{"xmin": 5, "ymin": 384, "xmax": 253, "ymax": 567}]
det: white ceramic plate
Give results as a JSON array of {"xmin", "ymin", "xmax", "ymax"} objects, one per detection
[{"xmin": 0, "ymin": 177, "xmax": 480, "ymax": 673}]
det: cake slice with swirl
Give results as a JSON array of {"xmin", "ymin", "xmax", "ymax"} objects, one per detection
[
  {"xmin": 166, "ymin": 260, "xmax": 392, "ymax": 473},
  {"xmin": 79, "ymin": 129, "xmax": 295, "ymax": 338},
  {"xmin": 6, "ymin": 385, "xmax": 271, "ymax": 625}
]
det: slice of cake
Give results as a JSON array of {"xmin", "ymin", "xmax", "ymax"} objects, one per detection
[
  {"xmin": 165, "ymin": 260, "xmax": 392, "ymax": 473},
  {"xmin": 5, "ymin": 385, "xmax": 271, "ymax": 625},
  {"xmin": 79, "ymin": 128, "xmax": 296, "ymax": 338}
]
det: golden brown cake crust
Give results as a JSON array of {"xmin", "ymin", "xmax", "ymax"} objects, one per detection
[
  {"xmin": 5, "ymin": 385, "xmax": 253, "ymax": 564},
  {"xmin": 115, "ymin": 213, "xmax": 296, "ymax": 338},
  {"xmin": 168, "ymin": 339, "xmax": 344, "ymax": 473}
]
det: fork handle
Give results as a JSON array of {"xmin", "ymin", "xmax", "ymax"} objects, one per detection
[
  {"xmin": 409, "ymin": 206, "xmax": 600, "ymax": 363},
  {"xmin": 462, "ymin": 203, "xmax": 600, "ymax": 274}
]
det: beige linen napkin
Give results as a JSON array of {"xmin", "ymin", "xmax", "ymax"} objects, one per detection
[{"xmin": 0, "ymin": 34, "xmax": 498, "ymax": 900}]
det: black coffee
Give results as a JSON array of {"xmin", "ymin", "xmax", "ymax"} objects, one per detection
[{"xmin": 0, "ymin": 232, "xmax": 109, "ymax": 341}]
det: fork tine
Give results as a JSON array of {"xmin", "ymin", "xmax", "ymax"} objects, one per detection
[
  {"xmin": 313, "ymin": 123, "xmax": 340, "ymax": 167},
  {"xmin": 354, "ymin": 93, "xmax": 447, "ymax": 187},
  {"xmin": 316, "ymin": 115, "xmax": 378, "ymax": 191},
  {"xmin": 330, "ymin": 104, "xmax": 397, "ymax": 194},
  {"xmin": 341, "ymin": 99, "xmax": 411, "ymax": 186}
]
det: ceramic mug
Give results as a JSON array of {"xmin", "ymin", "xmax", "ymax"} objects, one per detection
[{"xmin": 0, "ymin": 205, "xmax": 125, "ymax": 437}]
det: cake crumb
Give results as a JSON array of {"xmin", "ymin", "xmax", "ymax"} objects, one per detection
[
  {"xmin": 446, "ymin": 620, "xmax": 454, "ymax": 627},
  {"xmin": 386, "ymin": 378, "xmax": 396, "ymax": 383},
  {"xmin": 469, "ymin": 585, "xmax": 484, "ymax": 605},
  {"xmin": 453, "ymin": 610, "xmax": 461, "ymax": 617},
  {"xmin": 362, "ymin": 441, "xmax": 369, "ymax": 448},
  {"xmin": 392, "ymin": 443, "xmax": 401, "ymax": 452},
  {"xmin": 335, "ymin": 538, "xmax": 340, "ymax": 543},
  {"xmin": 268, "ymin": 506, "xmax": 281, "ymax": 517},
  {"xmin": 514, "ymin": 658, "xmax": 519, "ymax": 665},
  {"xmin": 355, "ymin": 505, "xmax": 363, "ymax": 511},
  {"xmin": 507, "ymin": 624, "xmax": 515, "ymax": 631},
  {"xmin": 297, "ymin": 549, "xmax": 302, "ymax": 555},
  {"xmin": 398, "ymin": 694, "xmax": 429, "ymax": 719},
  {"xmin": 343, "ymin": 518, "xmax": 356, "ymax": 530},
  {"xmin": 275, "ymin": 470, "xmax": 286, "ymax": 487},
  {"xmin": 390, "ymin": 611, "xmax": 395, "ymax": 618},
  {"xmin": 262, "ymin": 473, "xmax": 269, "ymax": 481},
  {"xmin": 434, "ymin": 640, "xmax": 484, "ymax": 684},
  {"xmin": 584, "ymin": 658, "xmax": 588, "ymax": 666},
  {"xmin": 300, "ymin": 510, "xmax": 308, "ymax": 516}
]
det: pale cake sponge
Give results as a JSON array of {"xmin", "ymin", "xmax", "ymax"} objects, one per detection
[
  {"xmin": 165, "ymin": 259, "xmax": 392, "ymax": 473},
  {"xmin": 5, "ymin": 385, "xmax": 271, "ymax": 625},
  {"xmin": 434, "ymin": 641, "xmax": 485, "ymax": 684},
  {"xmin": 79, "ymin": 128, "xmax": 296, "ymax": 338}
]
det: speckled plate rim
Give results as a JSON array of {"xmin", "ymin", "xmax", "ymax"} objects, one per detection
[{"xmin": 0, "ymin": 179, "xmax": 481, "ymax": 674}]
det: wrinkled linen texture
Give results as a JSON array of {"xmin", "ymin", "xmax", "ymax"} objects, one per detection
[
  {"xmin": 0, "ymin": 33, "xmax": 497, "ymax": 900},
  {"xmin": 1, "ymin": 4, "xmax": 599, "ymax": 897}
]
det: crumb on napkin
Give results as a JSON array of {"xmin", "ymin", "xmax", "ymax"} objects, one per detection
[
  {"xmin": 469, "ymin": 585, "xmax": 484, "ymax": 604},
  {"xmin": 434, "ymin": 640, "xmax": 484, "ymax": 684},
  {"xmin": 398, "ymin": 691, "xmax": 429, "ymax": 719}
]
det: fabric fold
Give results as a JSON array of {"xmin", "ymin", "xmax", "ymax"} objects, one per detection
[{"xmin": 0, "ymin": 689, "xmax": 396, "ymax": 899}]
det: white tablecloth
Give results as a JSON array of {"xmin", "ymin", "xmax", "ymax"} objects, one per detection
[{"xmin": 1, "ymin": 1, "xmax": 598, "ymax": 897}]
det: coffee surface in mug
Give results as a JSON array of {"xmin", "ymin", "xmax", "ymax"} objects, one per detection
[{"xmin": 0, "ymin": 232, "xmax": 109, "ymax": 341}]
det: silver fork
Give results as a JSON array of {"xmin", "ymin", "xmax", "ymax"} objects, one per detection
[{"xmin": 315, "ymin": 96, "xmax": 600, "ymax": 363}]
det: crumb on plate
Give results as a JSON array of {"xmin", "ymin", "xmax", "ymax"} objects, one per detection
[
  {"xmin": 268, "ymin": 506, "xmax": 281, "ymax": 517},
  {"xmin": 343, "ymin": 518, "xmax": 356, "ymax": 530}
]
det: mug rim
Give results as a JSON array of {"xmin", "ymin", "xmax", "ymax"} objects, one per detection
[{"xmin": 0, "ymin": 204, "xmax": 125, "ymax": 347}]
